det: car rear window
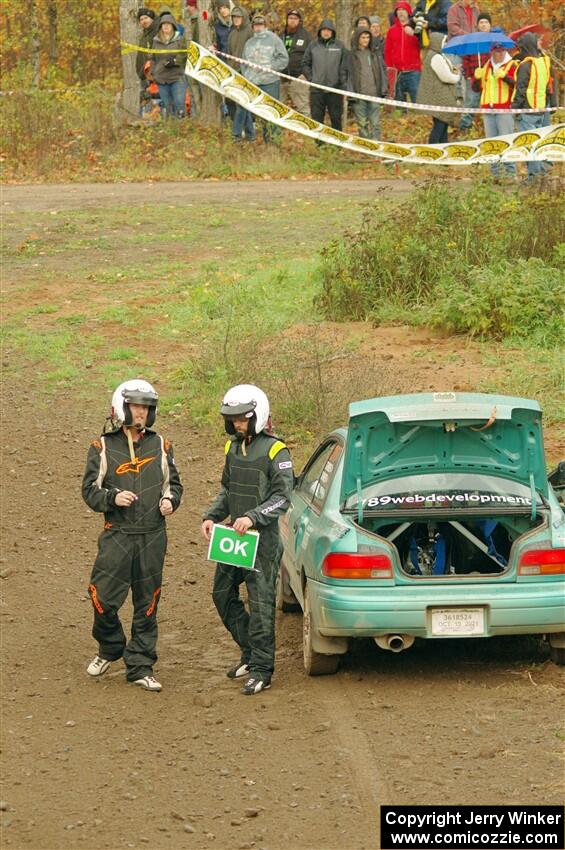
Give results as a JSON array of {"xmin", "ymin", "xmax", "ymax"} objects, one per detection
[{"xmin": 344, "ymin": 472, "xmax": 543, "ymax": 512}]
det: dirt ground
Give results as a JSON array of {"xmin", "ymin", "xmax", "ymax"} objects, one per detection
[
  {"xmin": 1, "ymin": 179, "xmax": 416, "ymax": 213},
  {"xmin": 1, "ymin": 181, "xmax": 564, "ymax": 850}
]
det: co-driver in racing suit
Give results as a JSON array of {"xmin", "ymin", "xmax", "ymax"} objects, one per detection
[{"xmin": 202, "ymin": 384, "xmax": 293, "ymax": 695}]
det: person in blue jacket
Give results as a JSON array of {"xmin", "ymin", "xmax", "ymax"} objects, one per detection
[{"xmin": 214, "ymin": 1, "xmax": 233, "ymax": 53}]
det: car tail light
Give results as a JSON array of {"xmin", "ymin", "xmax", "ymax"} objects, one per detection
[
  {"xmin": 518, "ymin": 549, "xmax": 565, "ymax": 575},
  {"xmin": 322, "ymin": 553, "xmax": 393, "ymax": 579}
]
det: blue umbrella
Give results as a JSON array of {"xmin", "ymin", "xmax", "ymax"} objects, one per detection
[{"xmin": 443, "ymin": 31, "xmax": 516, "ymax": 56}]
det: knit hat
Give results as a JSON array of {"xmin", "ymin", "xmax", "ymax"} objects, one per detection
[
  {"xmin": 477, "ymin": 12, "xmax": 492, "ymax": 24},
  {"xmin": 369, "ymin": 15, "xmax": 381, "ymax": 24},
  {"xmin": 252, "ymin": 13, "xmax": 266, "ymax": 23},
  {"xmin": 286, "ymin": 9, "xmax": 302, "ymax": 18},
  {"xmin": 159, "ymin": 12, "xmax": 178, "ymax": 27},
  {"xmin": 137, "ymin": 7, "xmax": 156, "ymax": 19}
]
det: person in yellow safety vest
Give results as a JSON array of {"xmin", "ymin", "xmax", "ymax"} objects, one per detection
[
  {"xmin": 537, "ymin": 37, "xmax": 554, "ymax": 129},
  {"xmin": 474, "ymin": 44, "xmax": 517, "ymax": 179},
  {"xmin": 513, "ymin": 31, "xmax": 555, "ymax": 181}
]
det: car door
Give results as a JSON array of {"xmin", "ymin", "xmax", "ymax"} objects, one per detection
[{"xmin": 285, "ymin": 440, "xmax": 343, "ymax": 603}]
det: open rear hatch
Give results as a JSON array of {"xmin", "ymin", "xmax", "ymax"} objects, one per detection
[{"xmin": 340, "ymin": 393, "xmax": 548, "ymax": 577}]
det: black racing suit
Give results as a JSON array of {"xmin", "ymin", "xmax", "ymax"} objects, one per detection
[
  {"xmin": 82, "ymin": 428, "xmax": 183, "ymax": 681},
  {"xmin": 204, "ymin": 431, "xmax": 294, "ymax": 678}
]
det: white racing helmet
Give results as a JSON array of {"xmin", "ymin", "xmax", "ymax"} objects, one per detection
[
  {"xmin": 111, "ymin": 379, "xmax": 158, "ymax": 428},
  {"xmin": 220, "ymin": 384, "xmax": 269, "ymax": 436}
]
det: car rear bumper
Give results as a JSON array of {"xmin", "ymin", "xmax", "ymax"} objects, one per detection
[{"xmin": 310, "ymin": 579, "xmax": 565, "ymax": 638}]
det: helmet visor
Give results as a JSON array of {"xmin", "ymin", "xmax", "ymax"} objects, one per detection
[
  {"xmin": 220, "ymin": 400, "xmax": 256, "ymax": 418},
  {"xmin": 122, "ymin": 389, "xmax": 158, "ymax": 406}
]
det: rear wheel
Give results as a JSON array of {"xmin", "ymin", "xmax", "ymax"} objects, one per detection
[
  {"xmin": 276, "ymin": 562, "xmax": 301, "ymax": 613},
  {"xmin": 549, "ymin": 646, "xmax": 565, "ymax": 666},
  {"xmin": 303, "ymin": 583, "xmax": 340, "ymax": 676},
  {"xmin": 548, "ymin": 634, "xmax": 565, "ymax": 666}
]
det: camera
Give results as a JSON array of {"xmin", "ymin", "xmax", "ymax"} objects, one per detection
[
  {"xmin": 412, "ymin": 11, "xmax": 426, "ymax": 35},
  {"xmin": 164, "ymin": 58, "xmax": 178, "ymax": 68}
]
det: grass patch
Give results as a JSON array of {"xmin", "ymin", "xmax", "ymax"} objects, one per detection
[
  {"xmin": 1, "ymin": 323, "xmax": 104, "ymax": 389},
  {"xmin": 56, "ymin": 314, "xmax": 89, "ymax": 326},
  {"xmin": 3, "ymin": 187, "xmax": 562, "ymax": 457},
  {"xmin": 1, "ymin": 88, "xmax": 386, "ymax": 182},
  {"xmin": 106, "ymin": 347, "xmax": 137, "ymax": 361},
  {"xmin": 2, "ymin": 197, "xmax": 368, "ymax": 436},
  {"xmin": 479, "ymin": 346, "xmax": 564, "ymax": 426},
  {"xmin": 30, "ymin": 304, "xmax": 59, "ymax": 315},
  {"xmin": 169, "ymin": 260, "xmax": 322, "ymax": 430}
]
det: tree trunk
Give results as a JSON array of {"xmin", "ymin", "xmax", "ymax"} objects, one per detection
[
  {"xmin": 334, "ymin": 0, "xmax": 355, "ymax": 48},
  {"xmin": 117, "ymin": 0, "xmax": 141, "ymax": 123},
  {"xmin": 28, "ymin": 0, "xmax": 40, "ymax": 86},
  {"xmin": 195, "ymin": 0, "xmax": 222, "ymax": 126},
  {"xmin": 47, "ymin": 0, "xmax": 58, "ymax": 64},
  {"xmin": 333, "ymin": 0, "xmax": 355, "ymax": 128}
]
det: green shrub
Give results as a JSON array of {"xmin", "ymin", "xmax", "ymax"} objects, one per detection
[
  {"xmin": 425, "ymin": 258, "xmax": 564, "ymax": 347},
  {"xmin": 317, "ymin": 181, "xmax": 565, "ymax": 341},
  {"xmin": 1, "ymin": 86, "xmax": 118, "ymax": 173}
]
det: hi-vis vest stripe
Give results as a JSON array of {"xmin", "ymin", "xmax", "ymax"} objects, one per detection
[
  {"xmin": 479, "ymin": 60, "xmax": 515, "ymax": 108},
  {"xmin": 268, "ymin": 441, "xmax": 287, "ymax": 460},
  {"xmin": 224, "ymin": 437, "xmax": 287, "ymax": 459},
  {"xmin": 518, "ymin": 56, "xmax": 549, "ymax": 110},
  {"xmin": 420, "ymin": 0, "xmax": 435, "ymax": 48}
]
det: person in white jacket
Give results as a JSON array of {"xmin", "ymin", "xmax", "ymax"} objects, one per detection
[{"xmin": 416, "ymin": 32, "xmax": 461, "ymax": 143}]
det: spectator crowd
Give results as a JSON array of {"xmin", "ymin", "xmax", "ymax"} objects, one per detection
[{"xmin": 136, "ymin": 1, "xmax": 557, "ymax": 181}]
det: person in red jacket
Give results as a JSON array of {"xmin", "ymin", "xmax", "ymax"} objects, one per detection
[{"xmin": 384, "ymin": 1, "xmax": 422, "ymax": 104}]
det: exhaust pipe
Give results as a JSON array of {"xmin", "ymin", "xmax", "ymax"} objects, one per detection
[{"xmin": 374, "ymin": 634, "xmax": 415, "ymax": 653}]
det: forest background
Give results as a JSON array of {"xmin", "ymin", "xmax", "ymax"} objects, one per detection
[{"xmin": 2, "ymin": 0, "xmax": 563, "ymax": 93}]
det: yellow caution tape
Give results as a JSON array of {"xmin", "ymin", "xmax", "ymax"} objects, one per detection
[
  {"xmin": 183, "ymin": 42, "xmax": 564, "ymax": 165},
  {"xmin": 121, "ymin": 40, "xmax": 189, "ymax": 55}
]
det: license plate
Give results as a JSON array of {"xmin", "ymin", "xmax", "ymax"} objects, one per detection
[{"xmin": 430, "ymin": 607, "xmax": 485, "ymax": 636}]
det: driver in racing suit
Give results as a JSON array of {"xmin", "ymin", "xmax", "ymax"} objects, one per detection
[{"xmin": 82, "ymin": 380, "xmax": 183, "ymax": 691}]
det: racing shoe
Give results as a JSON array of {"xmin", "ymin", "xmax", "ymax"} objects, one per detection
[
  {"xmin": 226, "ymin": 662, "xmax": 250, "ymax": 679},
  {"xmin": 87, "ymin": 655, "xmax": 111, "ymax": 677},
  {"xmin": 241, "ymin": 674, "xmax": 271, "ymax": 695},
  {"xmin": 133, "ymin": 675, "xmax": 162, "ymax": 692}
]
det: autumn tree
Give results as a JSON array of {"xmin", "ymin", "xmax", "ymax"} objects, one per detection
[
  {"xmin": 193, "ymin": 0, "xmax": 223, "ymax": 125},
  {"xmin": 1, "ymin": 0, "xmax": 561, "ymax": 103}
]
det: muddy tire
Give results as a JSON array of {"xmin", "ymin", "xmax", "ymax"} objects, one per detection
[
  {"xmin": 303, "ymin": 583, "xmax": 340, "ymax": 676},
  {"xmin": 548, "ymin": 634, "xmax": 565, "ymax": 666},
  {"xmin": 549, "ymin": 645, "xmax": 565, "ymax": 666},
  {"xmin": 276, "ymin": 562, "xmax": 301, "ymax": 613}
]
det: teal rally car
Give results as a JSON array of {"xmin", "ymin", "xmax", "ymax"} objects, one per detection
[{"xmin": 277, "ymin": 393, "xmax": 565, "ymax": 674}]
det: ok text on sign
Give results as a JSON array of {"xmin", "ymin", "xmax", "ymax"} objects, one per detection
[{"xmin": 207, "ymin": 524, "xmax": 260, "ymax": 571}]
